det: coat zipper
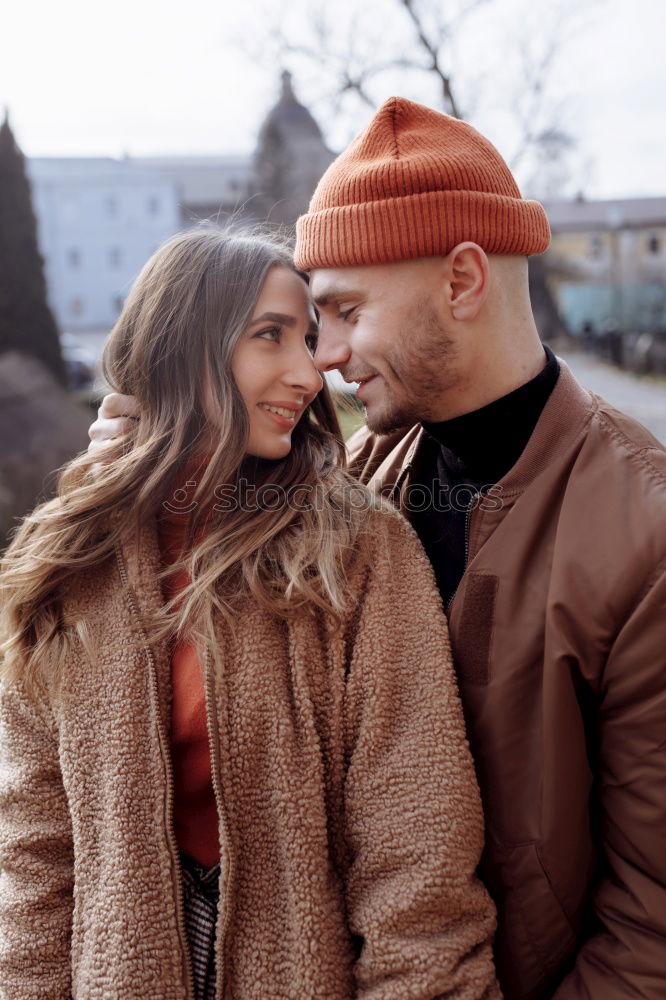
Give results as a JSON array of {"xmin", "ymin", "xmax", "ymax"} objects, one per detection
[
  {"xmin": 203, "ymin": 646, "xmax": 234, "ymax": 1000},
  {"xmin": 446, "ymin": 493, "xmax": 478, "ymax": 614},
  {"xmin": 114, "ymin": 542, "xmax": 196, "ymax": 1000}
]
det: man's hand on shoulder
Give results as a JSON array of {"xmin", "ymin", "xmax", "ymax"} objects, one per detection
[{"xmin": 87, "ymin": 392, "xmax": 140, "ymax": 457}]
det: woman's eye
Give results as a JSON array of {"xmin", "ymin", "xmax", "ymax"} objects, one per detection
[
  {"xmin": 256, "ymin": 326, "xmax": 281, "ymax": 343},
  {"xmin": 305, "ymin": 333, "xmax": 318, "ymax": 356},
  {"xmin": 339, "ymin": 307, "xmax": 356, "ymax": 322}
]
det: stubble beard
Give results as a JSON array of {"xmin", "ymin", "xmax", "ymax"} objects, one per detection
[{"xmin": 364, "ymin": 300, "xmax": 459, "ymax": 435}]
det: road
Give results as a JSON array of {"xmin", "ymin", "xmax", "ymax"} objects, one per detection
[{"xmin": 559, "ymin": 350, "xmax": 666, "ymax": 444}]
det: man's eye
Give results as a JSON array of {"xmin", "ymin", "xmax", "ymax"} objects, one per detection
[{"xmin": 256, "ymin": 326, "xmax": 281, "ymax": 342}]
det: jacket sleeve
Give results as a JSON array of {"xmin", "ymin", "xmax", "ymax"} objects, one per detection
[
  {"xmin": 0, "ymin": 681, "xmax": 73, "ymax": 1000},
  {"xmin": 554, "ymin": 561, "xmax": 666, "ymax": 999},
  {"xmin": 342, "ymin": 510, "xmax": 500, "ymax": 1000}
]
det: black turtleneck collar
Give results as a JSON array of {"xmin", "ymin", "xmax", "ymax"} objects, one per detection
[{"xmin": 421, "ymin": 345, "xmax": 560, "ymax": 486}]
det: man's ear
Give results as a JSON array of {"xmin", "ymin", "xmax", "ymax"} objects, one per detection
[{"xmin": 446, "ymin": 242, "xmax": 489, "ymax": 321}]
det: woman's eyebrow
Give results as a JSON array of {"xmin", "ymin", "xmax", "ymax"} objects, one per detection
[
  {"xmin": 249, "ymin": 311, "xmax": 297, "ymax": 326},
  {"xmin": 249, "ymin": 311, "xmax": 319, "ymax": 335}
]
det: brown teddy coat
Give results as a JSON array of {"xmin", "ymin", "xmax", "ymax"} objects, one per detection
[{"xmin": 0, "ymin": 505, "xmax": 499, "ymax": 999}]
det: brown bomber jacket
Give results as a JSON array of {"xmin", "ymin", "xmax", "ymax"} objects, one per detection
[
  {"xmin": 347, "ymin": 360, "xmax": 666, "ymax": 1000},
  {"xmin": 0, "ymin": 505, "xmax": 499, "ymax": 1000}
]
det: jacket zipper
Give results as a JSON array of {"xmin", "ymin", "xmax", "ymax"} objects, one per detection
[
  {"xmin": 203, "ymin": 646, "xmax": 233, "ymax": 1000},
  {"xmin": 114, "ymin": 542, "xmax": 196, "ymax": 1000},
  {"xmin": 446, "ymin": 493, "xmax": 478, "ymax": 614}
]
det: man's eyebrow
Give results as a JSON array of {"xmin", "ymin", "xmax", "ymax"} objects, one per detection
[
  {"xmin": 249, "ymin": 311, "xmax": 319, "ymax": 334},
  {"xmin": 312, "ymin": 287, "xmax": 362, "ymax": 308}
]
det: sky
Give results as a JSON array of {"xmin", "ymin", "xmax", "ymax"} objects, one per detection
[{"xmin": 2, "ymin": 0, "xmax": 664, "ymax": 200}]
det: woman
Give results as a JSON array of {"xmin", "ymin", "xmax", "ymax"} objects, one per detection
[{"xmin": 0, "ymin": 227, "xmax": 498, "ymax": 1000}]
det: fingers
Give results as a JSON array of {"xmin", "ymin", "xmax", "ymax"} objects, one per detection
[
  {"xmin": 87, "ymin": 437, "xmax": 118, "ymax": 457},
  {"xmin": 87, "ymin": 394, "xmax": 140, "ymax": 465},
  {"xmin": 98, "ymin": 392, "xmax": 140, "ymax": 420},
  {"xmin": 87, "ymin": 417, "xmax": 137, "ymax": 458}
]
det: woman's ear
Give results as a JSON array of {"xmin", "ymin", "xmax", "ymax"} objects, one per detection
[{"xmin": 446, "ymin": 242, "xmax": 490, "ymax": 321}]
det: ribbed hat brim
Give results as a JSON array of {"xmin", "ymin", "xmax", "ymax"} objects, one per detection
[{"xmin": 295, "ymin": 188, "xmax": 550, "ymax": 270}]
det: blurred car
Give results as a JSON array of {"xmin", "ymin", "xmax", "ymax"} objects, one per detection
[{"xmin": 60, "ymin": 333, "xmax": 97, "ymax": 391}]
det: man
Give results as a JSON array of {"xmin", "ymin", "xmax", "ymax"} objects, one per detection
[{"xmin": 89, "ymin": 98, "xmax": 666, "ymax": 999}]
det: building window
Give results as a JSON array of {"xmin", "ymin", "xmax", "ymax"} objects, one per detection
[
  {"xmin": 70, "ymin": 297, "xmax": 85, "ymax": 317},
  {"xmin": 147, "ymin": 196, "xmax": 160, "ymax": 215},
  {"xmin": 648, "ymin": 234, "xmax": 661, "ymax": 254},
  {"xmin": 67, "ymin": 248, "xmax": 81, "ymax": 268},
  {"xmin": 109, "ymin": 247, "xmax": 122, "ymax": 268},
  {"xmin": 63, "ymin": 196, "xmax": 79, "ymax": 222},
  {"xmin": 589, "ymin": 235, "xmax": 603, "ymax": 259},
  {"xmin": 105, "ymin": 195, "xmax": 117, "ymax": 217}
]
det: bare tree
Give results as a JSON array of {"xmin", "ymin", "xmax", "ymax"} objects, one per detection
[{"xmin": 241, "ymin": 0, "xmax": 602, "ymax": 198}]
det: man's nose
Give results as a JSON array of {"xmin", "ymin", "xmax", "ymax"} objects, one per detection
[{"xmin": 313, "ymin": 325, "xmax": 352, "ymax": 373}]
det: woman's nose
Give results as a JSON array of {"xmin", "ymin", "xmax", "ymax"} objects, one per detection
[{"xmin": 287, "ymin": 350, "xmax": 324, "ymax": 396}]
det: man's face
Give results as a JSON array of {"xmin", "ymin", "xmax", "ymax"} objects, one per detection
[{"xmin": 310, "ymin": 259, "xmax": 460, "ymax": 434}]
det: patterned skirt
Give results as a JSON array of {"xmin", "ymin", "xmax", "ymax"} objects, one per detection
[{"xmin": 180, "ymin": 852, "xmax": 221, "ymax": 1000}]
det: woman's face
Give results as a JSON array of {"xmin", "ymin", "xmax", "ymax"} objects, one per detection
[{"xmin": 230, "ymin": 266, "xmax": 323, "ymax": 460}]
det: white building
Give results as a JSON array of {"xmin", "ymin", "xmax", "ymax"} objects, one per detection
[
  {"xmin": 25, "ymin": 76, "xmax": 336, "ymax": 338},
  {"xmin": 28, "ymin": 158, "xmax": 181, "ymax": 332},
  {"xmin": 134, "ymin": 155, "xmax": 252, "ymax": 223}
]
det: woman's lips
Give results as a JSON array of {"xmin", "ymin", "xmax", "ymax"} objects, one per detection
[{"xmin": 258, "ymin": 403, "xmax": 298, "ymax": 429}]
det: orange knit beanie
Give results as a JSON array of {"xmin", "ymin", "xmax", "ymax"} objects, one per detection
[{"xmin": 294, "ymin": 96, "xmax": 550, "ymax": 269}]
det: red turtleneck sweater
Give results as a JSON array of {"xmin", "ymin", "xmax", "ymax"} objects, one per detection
[{"xmin": 157, "ymin": 457, "xmax": 219, "ymax": 869}]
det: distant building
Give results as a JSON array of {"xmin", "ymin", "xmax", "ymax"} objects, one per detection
[
  {"xmin": 253, "ymin": 71, "xmax": 335, "ymax": 225},
  {"xmin": 136, "ymin": 73, "xmax": 334, "ymax": 230},
  {"xmin": 133, "ymin": 154, "xmax": 252, "ymax": 225},
  {"xmin": 544, "ymin": 196, "xmax": 666, "ymax": 334},
  {"xmin": 28, "ymin": 75, "xmax": 335, "ymax": 335},
  {"xmin": 134, "ymin": 71, "xmax": 336, "ymax": 229},
  {"xmin": 28, "ymin": 157, "xmax": 180, "ymax": 331}
]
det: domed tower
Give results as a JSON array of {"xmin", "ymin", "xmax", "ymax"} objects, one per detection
[{"xmin": 253, "ymin": 72, "xmax": 334, "ymax": 227}]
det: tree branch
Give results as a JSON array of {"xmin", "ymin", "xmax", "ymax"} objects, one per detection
[{"xmin": 400, "ymin": 0, "xmax": 462, "ymax": 117}]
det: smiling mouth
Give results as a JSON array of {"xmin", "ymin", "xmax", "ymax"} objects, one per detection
[
  {"xmin": 258, "ymin": 403, "xmax": 299, "ymax": 419},
  {"xmin": 257, "ymin": 402, "xmax": 303, "ymax": 431}
]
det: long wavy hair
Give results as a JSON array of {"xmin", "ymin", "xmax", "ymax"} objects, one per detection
[{"xmin": 0, "ymin": 226, "xmax": 377, "ymax": 698}]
